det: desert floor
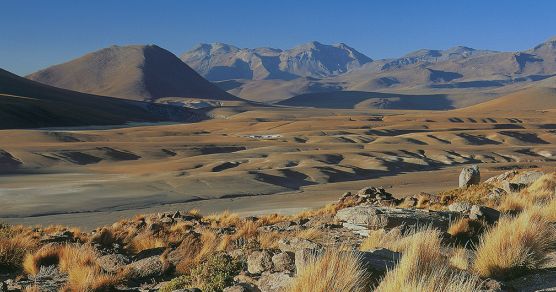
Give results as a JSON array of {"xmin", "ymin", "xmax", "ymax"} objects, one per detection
[{"xmin": 2, "ymin": 105, "xmax": 555, "ymax": 229}]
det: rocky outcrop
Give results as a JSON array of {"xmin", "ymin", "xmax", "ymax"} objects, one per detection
[{"xmin": 459, "ymin": 165, "xmax": 480, "ymax": 188}]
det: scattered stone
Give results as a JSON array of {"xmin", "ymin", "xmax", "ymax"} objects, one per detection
[
  {"xmin": 488, "ymin": 188, "xmax": 506, "ymax": 201},
  {"xmin": 448, "ymin": 201, "xmax": 473, "ymax": 213},
  {"xmin": 125, "ymin": 255, "xmax": 166, "ymax": 280},
  {"xmin": 172, "ymin": 210, "xmax": 181, "ymax": 218},
  {"xmin": 502, "ymin": 181, "xmax": 527, "ymax": 193},
  {"xmin": 223, "ymin": 283, "xmax": 259, "ymax": 292},
  {"xmin": 506, "ymin": 270, "xmax": 556, "ymax": 291},
  {"xmin": 341, "ymin": 222, "xmax": 371, "ymax": 236},
  {"xmin": 356, "ymin": 187, "xmax": 393, "ymax": 200},
  {"xmin": 355, "ymin": 248, "xmax": 400, "ymax": 273},
  {"xmin": 459, "ymin": 165, "xmax": 480, "ymax": 188},
  {"xmin": 469, "ymin": 205, "xmax": 500, "ymax": 224},
  {"xmin": 258, "ymin": 272, "xmax": 293, "ymax": 292},
  {"xmin": 160, "ymin": 216, "xmax": 174, "ymax": 224},
  {"xmin": 98, "ymin": 253, "xmax": 130, "ymax": 273},
  {"xmin": 247, "ymin": 250, "xmax": 273, "ymax": 274},
  {"xmin": 277, "ymin": 238, "xmax": 321, "ymax": 253},
  {"xmin": 336, "ymin": 206, "xmax": 458, "ymax": 230},
  {"xmin": 271, "ymin": 252, "xmax": 295, "ymax": 272}
]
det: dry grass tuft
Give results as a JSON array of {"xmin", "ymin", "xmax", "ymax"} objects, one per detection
[
  {"xmin": 359, "ymin": 228, "xmax": 403, "ymax": 252},
  {"xmin": 0, "ymin": 227, "xmax": 37, "ymax": 272},
  {"xmin": 289, "ymin": 249, "xmax": 368, "ymax": 292},
  {"xmin": 130, "ymin": 232, "xmax": 167, "ymax": 254},
  {"xmin": 23, "ymin": 244, "xmax": 61, "ymax": 276},
  {"xmin": 449, "ymin": 247, "xmax": 471, "ymax": 271},
  {"xmin": 375, "ymin": 228, "xmax": 481, "ymax": 291},
  {"xmin": 447, "ymin": 218, "xmax": 485, "ymax": 244},
  {"xmin": 474, "ymin": 208, "xmax": 556, "ymax": 279}
]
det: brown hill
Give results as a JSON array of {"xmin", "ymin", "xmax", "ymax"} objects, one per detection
[
  {"xmin": 0, "ymin": 68, "xmax": 203, "ymax": 129},
  {"xmin": 457, "ymin": 87, "xmax": 556, "ymax": 113},
  {"xmin": 27, "ymin": 45, "xmax": 239, "ymax": 102}
]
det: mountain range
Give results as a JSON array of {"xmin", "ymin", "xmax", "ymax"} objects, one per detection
[{"xmin": 180, "ymin": 37, "xmax": 556, "ymax": 106}]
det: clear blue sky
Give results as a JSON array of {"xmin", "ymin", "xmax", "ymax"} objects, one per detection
[{"xmin": 2, "ymin": 0, "xmax": 556, "ymax": 75}]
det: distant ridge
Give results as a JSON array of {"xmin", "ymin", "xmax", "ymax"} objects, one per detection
[
  {"xmin": 27, "ymin": 45, "xmax": 239, "ymax": 102},
  {"xmin": 180, "ymin": 41, "xmax": 372, "ymax": 81}
]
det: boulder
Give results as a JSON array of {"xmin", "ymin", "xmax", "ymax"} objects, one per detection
[
  {"xmin": 469, "ymin": 205, "xmax": 500, "ymax": 224},
  {"xmin": 223, "ymin": 283, "xmax": 259, "ymax": 292},
  {"xmin": 356, "ymin": 187, "xmax": 393, "ymax": 200},
  {"xmin": 125, "ymin": 255, "xmax": 166, "ymax": 280},
  {"xmin": 247, "ymin": 250, "xmax": 273, "ymax": 274},
  {"xmin": 487, "ymin": 188, "xmax": 506, "ymax": 201},
  {"xmin": 271, "ymin": 252, "xmax": 295, "ymax": 272},
  {"xmin": 97, "ymin": 253, "xmax": 130, "ymax": 273},
  {"xmin": 336, "ymin": 206, "xmax": 458, "ymax": 230},
  {"xmin": 448, "ymin": 201, "xmax": 473, "ymax": 213},
  {"xmin": 459, "ymin": 165, "xmax": 480, "ymax": 188},
  {"xmin": 355, "ymin": 248, "xmax": 400, "ymax": 273},
  {"xmin": 277, "ymin": 238, "xmax": 321, "ymax": 253},
  {"xmin": 512, "ymin": 171, "xmax": 544, "ymax": 185},
  {"xmin": 258, "ymin": 272, "xmax": 293, "ymax": 292},
  {"xmin": 335, "ymin": 206, "xmax": 383, "ymax": 226},
  {"xmin": 502, "ymin": 180, "xmax": 528, "ymax": 193}
]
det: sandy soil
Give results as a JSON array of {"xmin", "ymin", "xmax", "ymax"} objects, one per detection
[{"xmin": 2, "ymin": 104, "xmax": 556, "ymax": 229}]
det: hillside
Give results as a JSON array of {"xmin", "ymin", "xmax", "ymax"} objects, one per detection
[
  {"xmin": 0, "ymin": 68, "xmax": 202, "ymax": 129},
  {"xmin": 27, "ymin": 45, "xmax": 239, "ymax": 102}
]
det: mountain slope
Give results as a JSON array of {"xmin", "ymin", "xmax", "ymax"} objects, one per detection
[
  {"xmin": 457, "ymin": 87, "xmax": 556, "ymax": 113},
  {"xmin": 180, "ymin": 41, "xmax": 372, "ymax": 81},
  {"xmin": 0, "ymin": 68, "xmax": 202, "ymax": 129},
  {"xmin": 27, "ymin": 45, "xmax": 239, "ymax": 102}
]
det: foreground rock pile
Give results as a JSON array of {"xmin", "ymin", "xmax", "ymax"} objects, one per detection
[{"xmin": 1, "ymin": 167, "xmax": 556, "ymax": 291}]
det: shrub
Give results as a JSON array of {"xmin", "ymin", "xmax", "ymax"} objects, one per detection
[
  {"xmin": 161, "ymin": 253, "xmax": 241, "ymax": 292},
  {"xmin": 0, "ymin": 233, "xmax": 36, "ymax": 272}
]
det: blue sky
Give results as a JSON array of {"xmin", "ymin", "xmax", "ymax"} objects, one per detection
[{"xmin": 2, "ymin": 0, "xmax": 556, "ymax": 75}]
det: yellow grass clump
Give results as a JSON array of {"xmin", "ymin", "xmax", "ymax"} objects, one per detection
[
  {"xmin": 289, "ymin": 249, "xmax": 368, "ymax": 292},
  {"xmin": 23, "ymin": 244, "xmax": 121, "ymax": 290},
  {"xmin": 375, "ymin": 228, "xmax": 482, "ymax": 291},
  {"xmin": 474, "ymin": 208, "xmax": 556, "ymax": 279}
]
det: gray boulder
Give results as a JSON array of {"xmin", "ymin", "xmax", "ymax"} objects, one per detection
[
  {"xmin": 97, "ymin": 253, "xmax": 130, "ymax": 273},
  {"xmin": 272, "ymin": 252, "xmax": 295, "ymax": 272},
  {"xmin": 247, "ymin": 250, "xmax": 273, "ymax": 274},
  {"xmin": 448, "ymin": 201, "xmax": 473, "ymax": 213},
  {"xmin": 125, "ymin": 255, "xmax": 166, "ymax": 280},
  {"xmin": 469, "ymin": 205, "xmax": 500, "ymax": 224},
  {"xmin": 277, "ymin": 238, "xmax": 321, "ymax": 253},
  {"xmin": 258, "ymin": 272, "xmax": 293, "ymax": 292},
  {"xmin": 459, "ymin": 165, "xmax": 480, "ymax": 188},
  {"xmin": 355, "ymin": 248, "xmax": 400, "ymax": 273},
  {"xmin": 502, "ymin": 181, "xmax": 527, "ymax": 193},
  {"xmin": 336, "ymin": 206, "xmax": 458, "ymax": 230}
]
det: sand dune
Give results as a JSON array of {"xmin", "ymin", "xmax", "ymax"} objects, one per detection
[{"xmin": 2, "ymin": 105, "xmax": 556, "ymax": 224}]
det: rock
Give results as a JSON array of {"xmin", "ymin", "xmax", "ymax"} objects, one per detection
[
  {"xmin": 172, "ymin": 210, "xmax": 181, "ymax": 218},
  {"xmin": 160, "ymin": 216, "xmax": 174, "ymax": 224},
  {"xmin": 97, "ymin": 253, "xmax": 130, "ymax": 273},
  {"xmin": 355, "ymin": 248, "xmax": 400, "ymax": 273},
  {"xmin": 342, "ymin": 222, "xmax": 371, "ymax": 236},
  {"xmin": 459, "ymin": 165, "xmax": 480, "ymax": 188},
  {"xmin": 272, "ymin": 252, "xmax": 295, "ymax": 272},
  {"xmin": 512, "ymin": 171, "xmax": 544, "ymax": 185},
  {"xmin": 488, "ymin": 188, "xmax": 506, "ymax": 201},
  {"xmin": 448, "ymin": 201, "xmax": 473, "ymax": 213},
  {"xmin": 507, "ymin": 270, "xmax": 556, "ymax": 291},
  {"xmin": 482, "ymin": 278, "xmax": 511, "ymax": 291},
  {"xmin": 133, "ymin": 247, "xmax": 166, "ymax": 261},
  {"xmin": 223, "ymin": 283, "xmax": 259, "ymax": 292},
  {"xmin": 356, "ymin": 187, "xmax": 393, "ymax": 200},
  {"xmin": 469, "ymin": 205, "xmax": 500, "ymax": 224},
  {"xmin": 277, "ymin": 238, "xmax": 321, "ymax": 253},
  {"xmin": 485, "ymin": 170, "xmax": 518, "ymax": 184},
  {"xmin": 336, "ymin": 206, "xmax": 458, "ymax": 230},
  {"xmin": 258, "ymin": 272, "xmax": 293, "ymax": 292},
  {"xmin": 502, "ymin": 181, "xmax": 527, "ymax": 193},
  {"xmin": 125, "ymin": 255, "xmax": 166, "ymax": 279},
  {"xmin": 0, "ymin": 282, "xmax": 6, "ymax": 292},
  {"xmin": 247, "ymin": 250, "xmax": 273, "ymax": 274},
  {"xmin": 335, "ymin": 206, "xmax": 383, "ymax": 226}
]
